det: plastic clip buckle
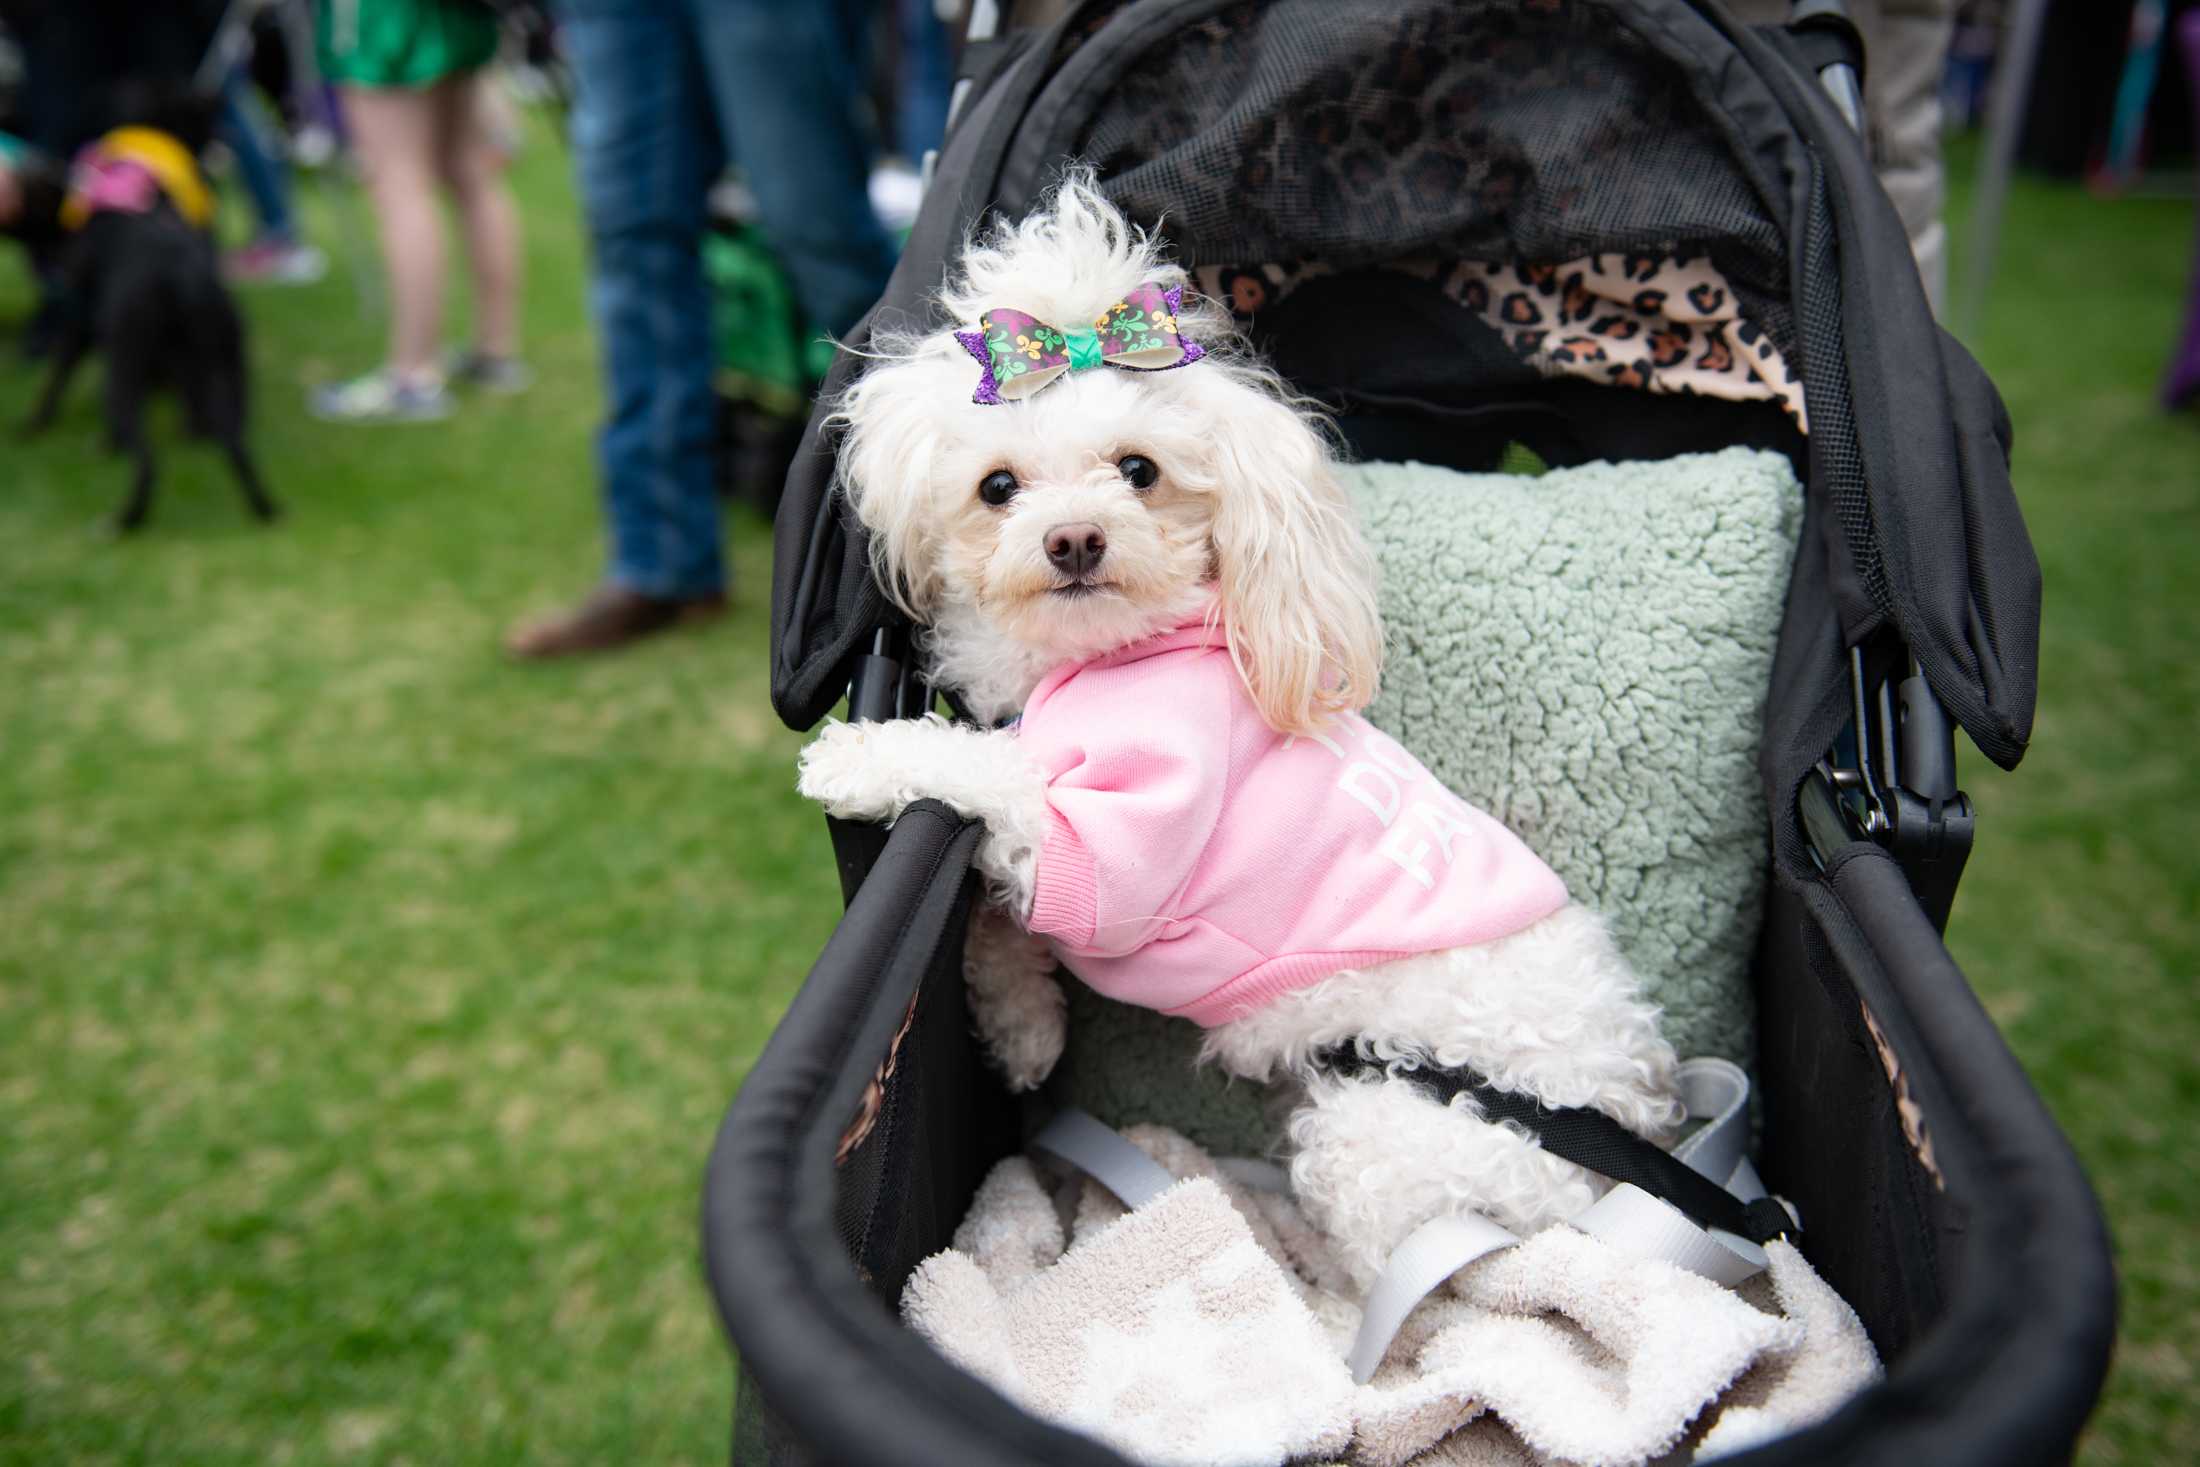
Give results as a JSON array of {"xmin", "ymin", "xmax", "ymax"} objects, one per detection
[{"xmin": 1801, "ymin": 643, "xmax": 1975, "ymax": 931}]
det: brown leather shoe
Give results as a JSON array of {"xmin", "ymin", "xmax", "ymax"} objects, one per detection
[{"xmin": 504, "ymin": 584, "xmax": 727, "ymax": 658}]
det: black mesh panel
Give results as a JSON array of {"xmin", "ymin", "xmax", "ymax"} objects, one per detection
[
  {"xmin": 1798, "ymin": 174, "xmax": 1891, "ymax": 618},
  {"xmin": 830, "ymin": 904, "xmax": 1016, "ymax": 1306},
  {"xmin": 1756, "ymin": 867, "xmax": 1944, "ymax": 1362}
]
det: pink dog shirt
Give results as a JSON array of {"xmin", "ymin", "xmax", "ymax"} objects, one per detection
[{"xmin": 1020, "ymin": 604, "xmax": 1570, "ymax": 1027}]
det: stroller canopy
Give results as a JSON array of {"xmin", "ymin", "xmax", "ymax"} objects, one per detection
[
  {"xmin": 718, "ymin": 8, "xmax": 2110, "ymax": 1467},
  {"xmin": 770, "ymin": 0, "xmax": 2040, "ymax": 874}
]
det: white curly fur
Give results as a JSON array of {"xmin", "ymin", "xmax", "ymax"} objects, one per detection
[
  {"xmin": 795, "ymin": 715, "xmax": 1048, "ymax": 908},
  {"xmin": 829, "ymin": 169, "xmax": 1382, "ymax": 732},
  {"xmin": 800, "ymin": 174, "xmax": 1685, "ymax": 1276},
  {"xmin": 796, "ymin": 718, "xmax": 1068, "ymax": 1093},
  {"xmin": 962, "ymin": 901, "xmax": 1067, "ymax": 1093},
  {"xmin": 1202, "ymin": 905, "xmax": 1684, "ymax": 1282}
]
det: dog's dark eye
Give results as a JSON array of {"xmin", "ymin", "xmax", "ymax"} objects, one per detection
[
  {"xmin": 977, "ymin": 470, "xmax": 1019, "ymax": 507},
  {"xmin": 1117, "ymin": 454, "xmax": 1159, "ymax": 491}
]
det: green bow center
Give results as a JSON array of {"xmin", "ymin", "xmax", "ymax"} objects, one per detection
[{"xmin": 1063, "ymin": 327, "xmax": 1105, "ymax": 372}]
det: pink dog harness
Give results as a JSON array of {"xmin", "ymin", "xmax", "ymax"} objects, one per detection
[
  {"xmin": 1019, "ymin": 604, "xmax": 1569, "ymax": 1026},
  {"xmin": 59, "ymin": 127, "xmax": 215, "ymax": 231}
]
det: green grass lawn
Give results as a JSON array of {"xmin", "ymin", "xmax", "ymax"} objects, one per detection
[
  {"xmin": 1, "ymin": 115, "xmax": 2193, "ymax": 1463},
  {"xmin": 0, "ymin": 124, "xmax": 831, "ymax": 1464},
  {"xmin": 1942, "ymin": 154, "xmax": 2200, "ymax": 1463}
]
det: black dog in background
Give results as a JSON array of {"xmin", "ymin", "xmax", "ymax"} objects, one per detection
[{"xmin": 19, "ymin": 88, "xmax": 278, "ymax": 531}]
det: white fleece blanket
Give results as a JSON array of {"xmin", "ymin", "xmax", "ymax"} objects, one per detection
[{"xmin": 903, "ymin": 1126, "xmax": 1877, "ymax": 1467}]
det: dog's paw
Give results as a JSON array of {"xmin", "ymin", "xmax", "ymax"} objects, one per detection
[
  {"xmin": 980, "ymin": 973, "xmax": 1067, "ymax": 1092},
  {"xmin": 965, "ymin": 908, "xmax": 1065, "ymax": 1091},
  {"xmin": 795, "ymin": 719, "xmax": 906, "ymax": 823}
]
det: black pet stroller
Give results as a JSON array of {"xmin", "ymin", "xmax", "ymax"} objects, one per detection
[{"xmin": 703, "ymin": 2, "xmax": 2117, "ymax": 1463}]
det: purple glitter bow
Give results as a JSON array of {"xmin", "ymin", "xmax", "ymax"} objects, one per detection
[{"xmin": 954, "ymin": 281, "xmax": 1206, "ymax": 405}]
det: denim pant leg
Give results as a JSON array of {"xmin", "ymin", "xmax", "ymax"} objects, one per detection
[
  {"xmin": 895, "ymin": 0, "xmax": 954, "ymax": 161},
  {"xmin": 689, "ymin": 0, "xmax": 896, "ymax": 339},
  {"xmin": 561, "ymin": 0, "xmax": 726, "ymax": 599},
  {"xmin": 220, "ymin": 68, "xmax": 296, "ymax": 243}
]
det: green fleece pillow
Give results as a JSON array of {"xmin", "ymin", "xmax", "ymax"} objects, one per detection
[{"xmin": 1062, "ymin": 447, "xmax": 1804, "ymax": 1155}]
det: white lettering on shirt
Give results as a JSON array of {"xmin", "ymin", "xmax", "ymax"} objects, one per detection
[
  {"xmin": 1414, "ymin": 799, "xmax": 1480, "ymax": 863},
  {"xmin": 1339, "ymin": 761, "xmax": 1402, "ymax": 825},
  {"xmin": 1378, "ymin": 817, "xmax": 1437, "ymax": 887},
  {"xmin": 1306, "ymin": 718, "xmax": 1487, "ymax": 891}
]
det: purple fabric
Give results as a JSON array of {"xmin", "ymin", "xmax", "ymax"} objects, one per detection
[
  {"xmin": 955, "ymin": 328, "xmax": 1005, "ymax": 405},
  {"xmin": 958, "ymin": 279, "xmax": 1205, "ymax": 404}
]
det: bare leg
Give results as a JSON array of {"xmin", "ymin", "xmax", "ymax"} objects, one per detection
[
  {"xmin": 342, "ymin": 84, "xmax": 447, "ymax": 380},
  {"xmin": 431, "ymin": 72, "xmax": 522, "ymax": 360}
]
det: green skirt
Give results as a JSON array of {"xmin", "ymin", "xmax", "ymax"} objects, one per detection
[{"xmin": 320, "ymin": 0, "xmax": 500, "ymax": 90}]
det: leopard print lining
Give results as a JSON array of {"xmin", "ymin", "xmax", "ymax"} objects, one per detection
[
  {"xmin": 1860, "ymin": 997, "xmax": 1945, "ymax": 1190},
  {"xmin": 835, "ymin": 988, "xmax": 923, "ymax": 1167},
  {"xmin": 1193, "ymin": 253, "xmax": 1807, "ymax": 432}
]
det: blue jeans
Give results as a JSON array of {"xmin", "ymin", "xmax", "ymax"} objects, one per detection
[
  {"xmin": 896, "ymin": 0, "xmax": 953, "ymax": 160},
  {"xmin": 220, "ymin": 67, "xmax": 296, "ymax": 244},
  {"xmin": 560, "ymin": 0, "xmax": 895, "ymax": 599}
]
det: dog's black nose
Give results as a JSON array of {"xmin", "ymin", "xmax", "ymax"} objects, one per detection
[{"xmin": 1045, "ymin": 522, "xmax": 1107, "ymax": 577}]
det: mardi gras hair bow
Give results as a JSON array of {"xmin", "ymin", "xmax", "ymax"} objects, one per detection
[{"xmin": 955, "ymin": 281, "xmax": 1205, "ymax": 404}]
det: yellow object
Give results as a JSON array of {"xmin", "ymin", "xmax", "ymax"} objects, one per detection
[{"xmin": 59, "ymin": 127, "xmax": 215, "ymax": 231}]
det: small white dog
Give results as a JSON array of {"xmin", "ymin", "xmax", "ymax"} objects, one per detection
[{"xmin": 799, "ymin": 175, "xmax": 1683, "ymax": 1281}]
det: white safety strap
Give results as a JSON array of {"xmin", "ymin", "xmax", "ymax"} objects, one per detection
[
  {"xmin": 1031, "ymin": 1060, "xmax": 1799, "ymax": 1386},
  {"xmin": 1346, "ymin": 1059, "xmax": 1795, "ymax": 1380},
  {"xmin": 1347, "ymin": 1213, "xmax": 1520, "ymax": 1382},
  {"xmin": 1670, "ymin": 1057, "xmax": 1756, "ymax": 1186},
  {"xmin": 1029, "ymin": 1108, "xmax": 1175, "ymax": 1209},
  {"xmin": 1570, "ymin": 1185, "xmax": 1767, "ymax": 1287}
]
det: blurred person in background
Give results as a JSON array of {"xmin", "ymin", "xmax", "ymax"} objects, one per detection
[
  {"xmin": 311, "ymin": 0, "xmax": 526, "ymax": 423},
  {"xmin": 217, "ymin": 2, "xmax": 326, "ymax": 287},
  {"xmin": 505, "ymin": 0, "xmax": 896, "ymax": 658},
  {"xmin": 1733, "ymin": 0, "xmax": 1958, "ymax": 312},
  {"xmin": 3, "ymin": 0, "xmax": 216, "ymax": 158},
  {"xmin": 894, "ymin": 0, "xmax": 953, "ymax": 166}
]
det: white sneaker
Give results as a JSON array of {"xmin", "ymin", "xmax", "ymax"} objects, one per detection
[{"xmin": 309, "ymin": 371, "xmax": 455, "ymax": 423}]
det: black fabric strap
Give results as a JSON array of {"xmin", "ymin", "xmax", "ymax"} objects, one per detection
[{"xmin": 1315, "ymin": 1047, "xmax": 1794, "ymax": 1245}]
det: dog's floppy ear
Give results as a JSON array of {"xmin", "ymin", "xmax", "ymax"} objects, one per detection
[
  {"xmin": 1202, "ymin": 379, "xmax": 1383, "ymax": 737},
  {"xmin": 832, "ymin": 353, "xmax": 953, "ymax": 618}
]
